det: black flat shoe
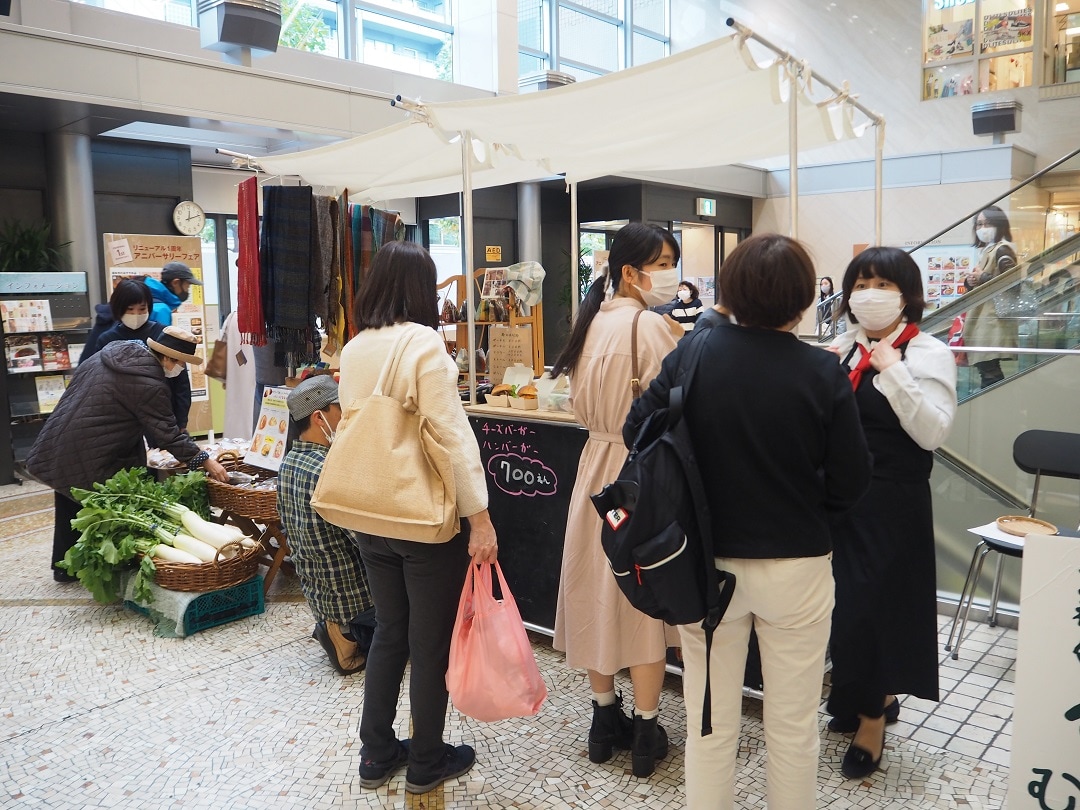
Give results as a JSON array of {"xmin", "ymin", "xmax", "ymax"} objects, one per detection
[
  {"xmin": 828, "ymin": 697, "xmax": 900, "ymax": 734},
  {"xmin": 841, "ymin": 727, "xmax": 886, "ymax": 780}
]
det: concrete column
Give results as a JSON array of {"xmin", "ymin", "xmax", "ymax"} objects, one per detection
[
  {"xmin": 45, "ymin": 131, "xmax": 101, "ymax": 308},
  {"xmin": 517, "ymin": 182, "xmax": 541, "ymax": 263}
]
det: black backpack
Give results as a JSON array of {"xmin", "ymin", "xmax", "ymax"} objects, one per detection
[{"xmin": 590, "ymin": 324, "xmax": 735, "ymax": 736}]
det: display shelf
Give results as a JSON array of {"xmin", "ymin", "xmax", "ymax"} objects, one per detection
[{"xmin": 0, "ymin": 273, "xmax": 90, "ymax": 484}]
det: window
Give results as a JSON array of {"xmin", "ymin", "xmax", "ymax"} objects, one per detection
[
  {"xmin": 921, "ymin": 0, "xmax": 1034, "ymax": 99},
  {"xmin": 280, "ymin": 0, "xmax": 341, "ymax": 57},
  {"xmin": 72, "ymin": 0, "xmax": 195, "ymax": 27},
  {"xmin": 1045, "ymin": 3, "xmax": 1080, "ymax": 85},
  {"xmin": 518, "ymin": 0, "xmax": 670, "ymax": 80},
  {"xmin": 357, "ymin": 2, "xmax": 453, "ymax": 81}
]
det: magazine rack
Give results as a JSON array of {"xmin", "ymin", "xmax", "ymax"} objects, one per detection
[{"xmin": 0, "ymin": 272, "xmax": 91, "ymax": 485}]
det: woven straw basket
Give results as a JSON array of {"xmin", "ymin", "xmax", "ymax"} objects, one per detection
[
  {"xmin": 151, "ymin": 540, "xmax": 261, "ymax": 592},
  {"xmin": 206, "ymin": 452, "xmax": 280, "ymax": 523}
]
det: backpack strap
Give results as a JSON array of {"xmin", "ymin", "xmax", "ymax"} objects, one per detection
[
  {"xmin": 630, "ymin": 309, "xmax": 644, "ymax": 399},
  {"xmin": 669, "ymin": 323, "xmax": 737, "ymax": 737}
]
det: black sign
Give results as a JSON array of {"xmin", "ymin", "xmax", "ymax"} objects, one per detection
[{"xmin": 470, "ymin": 414, "xmax": 587, "ymax": 632}]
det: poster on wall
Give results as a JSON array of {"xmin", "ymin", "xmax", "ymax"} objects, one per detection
[
  {"xmin": 982, "ymin": 8, "xmax": 1033, "ymax": 51},
  {"xmin": 906, "ymin": 245, "xmax": 978, "ymax": 311},
  {"xmin": 926, "ymin": 19, "xmax": 974, "ymax": 60},
  {"xmin": 102, "ymin": 234, "xmax": 208, "ymax": 403}
]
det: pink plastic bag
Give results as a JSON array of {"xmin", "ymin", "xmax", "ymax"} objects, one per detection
[{"xmin": 446, "ymin": 562, "xmax": 547, "ymax": 722}]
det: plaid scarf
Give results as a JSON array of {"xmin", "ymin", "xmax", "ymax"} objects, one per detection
[
  {"xmin": 236, "ymin": 176, "xmax": 265, "ymax": 345},
  {"xmin": 261, "ymin": 185, "xmax": 315, "ymax": 361}
]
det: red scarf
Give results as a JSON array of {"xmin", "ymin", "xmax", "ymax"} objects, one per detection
[
  {"xmin": 848, "ymin": 322, "xmax": 919, "ymax": 390},
  {"xmin": 236, "ymin": 176, "xmax": 265, "ymax": 346}
]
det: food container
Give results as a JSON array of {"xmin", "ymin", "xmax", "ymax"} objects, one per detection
[
  {"xmin": 485, "ymin": 392, "xmax": 510, "ymax": 407},
  {"xmin": 509, "ymin": 395, "xmax": 539, "ymax": 410}
]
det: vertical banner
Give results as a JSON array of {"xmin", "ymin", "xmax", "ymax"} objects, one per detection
[
  {"xmin": 1007, "ymin": 534, "xmax": 1080, "ymax": 809},
  {"xmin": 101, "ymin": 234, "xmax": 211, "ymax": 434}
]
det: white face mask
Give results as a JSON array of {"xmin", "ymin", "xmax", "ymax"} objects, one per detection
[
  {"xmin": 635, "ymin": 268, "xmax": 681, "ymax": 308},
  {"xmin": 848, "ymin": 289, "xmax": 905, "ymax": 332},
  {"xmin": 163, "ymin": 360, "xmax": 185, "ymax": 378},
  {"xmin": 976, "ymin": 226, "xmax": 996, "ymax": 244},
  {"xmin": 121, "ymin": 312, "xmax": 149, "ymax": 330},
  {"xmin": 677, "ymin": 289, "xmax": 692, "ymax": 303}
]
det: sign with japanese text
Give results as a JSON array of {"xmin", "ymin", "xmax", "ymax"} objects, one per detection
[
  {"xmin": 245, "ymin": 386, "xmax": 291, "ymax": 472},
  {"xmin": 1008, "ymin": 533, "xmax": 1080, "ymax": 809}
]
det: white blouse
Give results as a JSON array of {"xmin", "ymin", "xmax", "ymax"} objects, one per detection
[{"xmin": 831, "ymin": 323, "xmax": 958, "ymax": 451}]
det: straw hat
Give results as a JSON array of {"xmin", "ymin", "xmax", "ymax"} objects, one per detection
[{"xmin": 147, "ymin": 325, "xmax": 203, "ymax": 365}]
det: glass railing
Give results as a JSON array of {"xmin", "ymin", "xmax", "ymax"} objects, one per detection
[{"xmin": 920, "ymin": 230, "xmax": 1080, "ymax": 402}]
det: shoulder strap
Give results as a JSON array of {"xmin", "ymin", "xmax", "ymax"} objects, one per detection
[
  {"xmin": 372, "ymin": 324, "xmax": 422, "ymax": 397},
  {"xmin": 630, "ymin": 309, "xmax": 644, "ymax": 399},
  {"xmin": 666, "ymin": 322, "xmax": 713, "ymax": 427}
]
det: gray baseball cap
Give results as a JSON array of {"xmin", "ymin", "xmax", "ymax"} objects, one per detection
[{"xmin": 287, "ymin": 375, "xmax": 339, "ymax": 421}]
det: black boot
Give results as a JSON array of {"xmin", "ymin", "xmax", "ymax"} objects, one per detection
[
  {"xmin": 588, "ymin": 696, "xmax": 634, "ymax": 763},
  {"xmin": 631, "ymin": 714, "xmax": 669, "ymax": 778}
]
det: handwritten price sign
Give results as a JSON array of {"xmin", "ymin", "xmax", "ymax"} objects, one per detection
[{"xmin": 487, "ymin": 453, "xmax": 557, "ymax": 497}]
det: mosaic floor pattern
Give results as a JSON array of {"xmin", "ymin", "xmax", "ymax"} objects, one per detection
[{"xmin": 0, "ymin": 480, "xmax": 1013, "ymax": 808}]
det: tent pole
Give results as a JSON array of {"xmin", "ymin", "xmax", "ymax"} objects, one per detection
[
  {"xmin": 874, "ymin": 119, "xmax": 885, "ymax": 245},
  {"xmin": 461, "ymin": 131, "xmax": 477, "ymax": 406},
  {"xmin": 788, "ymin": 62, "xmax": 799, "ymax": 240},
  {"xmin": 570, "ymin": 181, "xmax": 580, "ymax": 322}
]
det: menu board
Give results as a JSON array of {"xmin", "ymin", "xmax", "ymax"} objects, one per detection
[
  {"xmin": 245, "ymin": 386, "xmax": 290, "ymax": 472},
  {"xmin": 34, "ymin": 375, "xmax": 67, "ymax": 414},
  {"xmin": 908, "ymin": 244, "xmax": 978, "ymax": 311},
  {"xmin": 487, "ymin": 325, "xmax": 533, "ymax": 385}
]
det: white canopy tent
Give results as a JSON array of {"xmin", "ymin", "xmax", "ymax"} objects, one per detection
[{"xmin": 257, "ymin": 21, "xmax": 884, "ymax": 399}]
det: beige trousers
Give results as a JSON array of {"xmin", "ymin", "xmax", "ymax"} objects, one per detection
[{"xmin": 679, "ymin": 555, "xmax": 834, "ymax": 810}]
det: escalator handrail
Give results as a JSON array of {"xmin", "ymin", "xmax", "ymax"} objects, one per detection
[{"xmin": 906, "ymin": 144, "xmax": 1080, "ymax": 256}]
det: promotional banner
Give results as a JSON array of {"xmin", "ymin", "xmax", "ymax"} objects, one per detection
[{"xmin": 102, "ymin": 233, "xmax": 211, "ymax": 435}]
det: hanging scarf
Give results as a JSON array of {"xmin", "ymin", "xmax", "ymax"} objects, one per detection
[
  {"xmin": 324, "ymin": 197, "xmax": 345, "ymax": 356},
  {"xmin": 311, "ymin": 195, "xmax": 332, "ymax": 326},
  {"xmin": 261, "ymin": 185, "xmax": 315, "ymax": 362},
  {"xmin": 848, "ymin": 322, "xmax": 919, "ymax": 390},
  {"xmin": 236, "ymin": 176, "xmax": 265, "ymax": 346}
]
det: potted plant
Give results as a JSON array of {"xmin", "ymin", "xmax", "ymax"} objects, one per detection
[{"xmin": 0, "ymin": 219, "xmax": 71, "ymax": 272}]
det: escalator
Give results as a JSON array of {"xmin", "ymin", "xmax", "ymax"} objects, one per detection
[{"xmin": 919, "ymin": 231, "xmax": 1080, "ymax": 618}]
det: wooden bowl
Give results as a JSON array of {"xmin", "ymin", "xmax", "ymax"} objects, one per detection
[{"xmin": 996, "ymin": 515, "xmax": 1057, "ymax": 538}]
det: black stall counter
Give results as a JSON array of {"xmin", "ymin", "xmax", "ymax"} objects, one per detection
[{"xmin": 467, "ymin": 405, "xmax": 586, "ymax": 635}]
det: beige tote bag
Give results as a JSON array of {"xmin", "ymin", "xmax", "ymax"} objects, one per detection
[{"xmin": 312, "ymin": 326, "xmax": 460, "ymax": 543}]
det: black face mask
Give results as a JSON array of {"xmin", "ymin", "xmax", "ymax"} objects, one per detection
[{"xmin": 172, "ymin": 282, "xmax": 189, "ymax": 303}]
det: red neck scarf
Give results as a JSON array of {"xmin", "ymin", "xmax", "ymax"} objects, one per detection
[{"xmin": 849, "ymin": 322, "xmax": 919, "ymax": 390}]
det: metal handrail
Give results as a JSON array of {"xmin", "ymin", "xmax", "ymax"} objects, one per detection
[{"xmin": 906, "ymin": 143, "xmax": 1080, "ymax": 256}]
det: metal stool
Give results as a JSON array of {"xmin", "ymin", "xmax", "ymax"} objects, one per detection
[{"xmin": 943, "ymin": 429, "xmax": 1080, "ymax": 660}]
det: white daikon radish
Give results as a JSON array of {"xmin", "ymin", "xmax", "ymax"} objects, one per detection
[
  {"xmin": 178, "ymin": 510, "xmax": 246, "ymax": 549},
  {"xmin": 152, "ymin": 544, "xmax": 203, "ymax": 564},
  {"xmin": 170, "ymin": 533, "xmax": 218, "ymax": 563}
]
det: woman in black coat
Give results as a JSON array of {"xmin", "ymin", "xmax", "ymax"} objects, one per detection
[{"xmin": 26, "ymin": 328, "xmax": 228, "ymax": 580}]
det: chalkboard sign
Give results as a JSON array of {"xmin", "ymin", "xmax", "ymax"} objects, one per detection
[{"xmin": 469, "ymin": 414, "xmax": 587, "ymax": 633}]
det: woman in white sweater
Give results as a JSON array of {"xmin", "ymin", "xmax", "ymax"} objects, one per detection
[{"xmin": 338, "ymin": 241, "xmax": 498, "ymax": 796}]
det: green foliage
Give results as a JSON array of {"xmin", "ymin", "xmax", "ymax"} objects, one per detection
[
  {"xmin": 58, "ymin": 468, "xmax": 210, "ymax": 604},
  {"xmin": 0, "ymin": 219, "xmax": 71, "ymax": 272},
  {"xmin": 279, "ymin": 0, "xmax": 330, "ymax": 53}
]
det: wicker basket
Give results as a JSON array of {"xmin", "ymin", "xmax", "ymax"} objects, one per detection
[
  {"xmin": 206, "ymin": 452, "xmax": 279, "ymax": 523},
  {"xmin": 151, "ymin": 540, "xmax": 262, "ymax": 592}
]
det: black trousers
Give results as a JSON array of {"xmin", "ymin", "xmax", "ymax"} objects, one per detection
[
  {"xmin": 52, "ymin": 491, "xmax": 81, "ymax": 571},
  {"xmin": 356, "ymin": 526, "xmax": 470, "ymax": 775}
]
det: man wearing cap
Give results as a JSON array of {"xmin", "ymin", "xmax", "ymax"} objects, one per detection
[
  {"xmin": 277, "ymin": 375, "xmax": 374, "ymax": 676},
  {"xmin": 145, "ymin": 262, "xmax": 202, "ymax": 327},
  {"xmin": 27, "ymin": 327, "xmax": 229, "ymax": 581}
]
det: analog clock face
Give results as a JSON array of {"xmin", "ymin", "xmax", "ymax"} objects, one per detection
[{"xmin": 173, "ymin": 201, "xmax": 206, "ymax": 236}]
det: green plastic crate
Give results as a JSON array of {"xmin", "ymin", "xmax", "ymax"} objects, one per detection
[{"xmin": 125, "ymin": 575, "xmax": 265, "ymax": 636}]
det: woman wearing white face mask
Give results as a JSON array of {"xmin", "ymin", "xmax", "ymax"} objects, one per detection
[
  {"xmin": 962, "ymin": 205, "xmax": 1019, "ymax": 389},
  {"xmin": 826, "ymin": 247, "xmax": 957, "ymax": 780},
  {"xmin": 656, "ymin": 280, "xmax": 704, "ymax": 332},
  {"xmin": 83, "ymin": 278, "xmax": 193, "ymax": 430},
  {"xmin": 549, "ymin": 222, "xmax": 680, "ymax": 779}
]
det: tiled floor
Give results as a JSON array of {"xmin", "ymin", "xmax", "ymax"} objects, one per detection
[{"xmin": 1, "ymin": 480, "xmax": 1014, "ymax": 808}]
